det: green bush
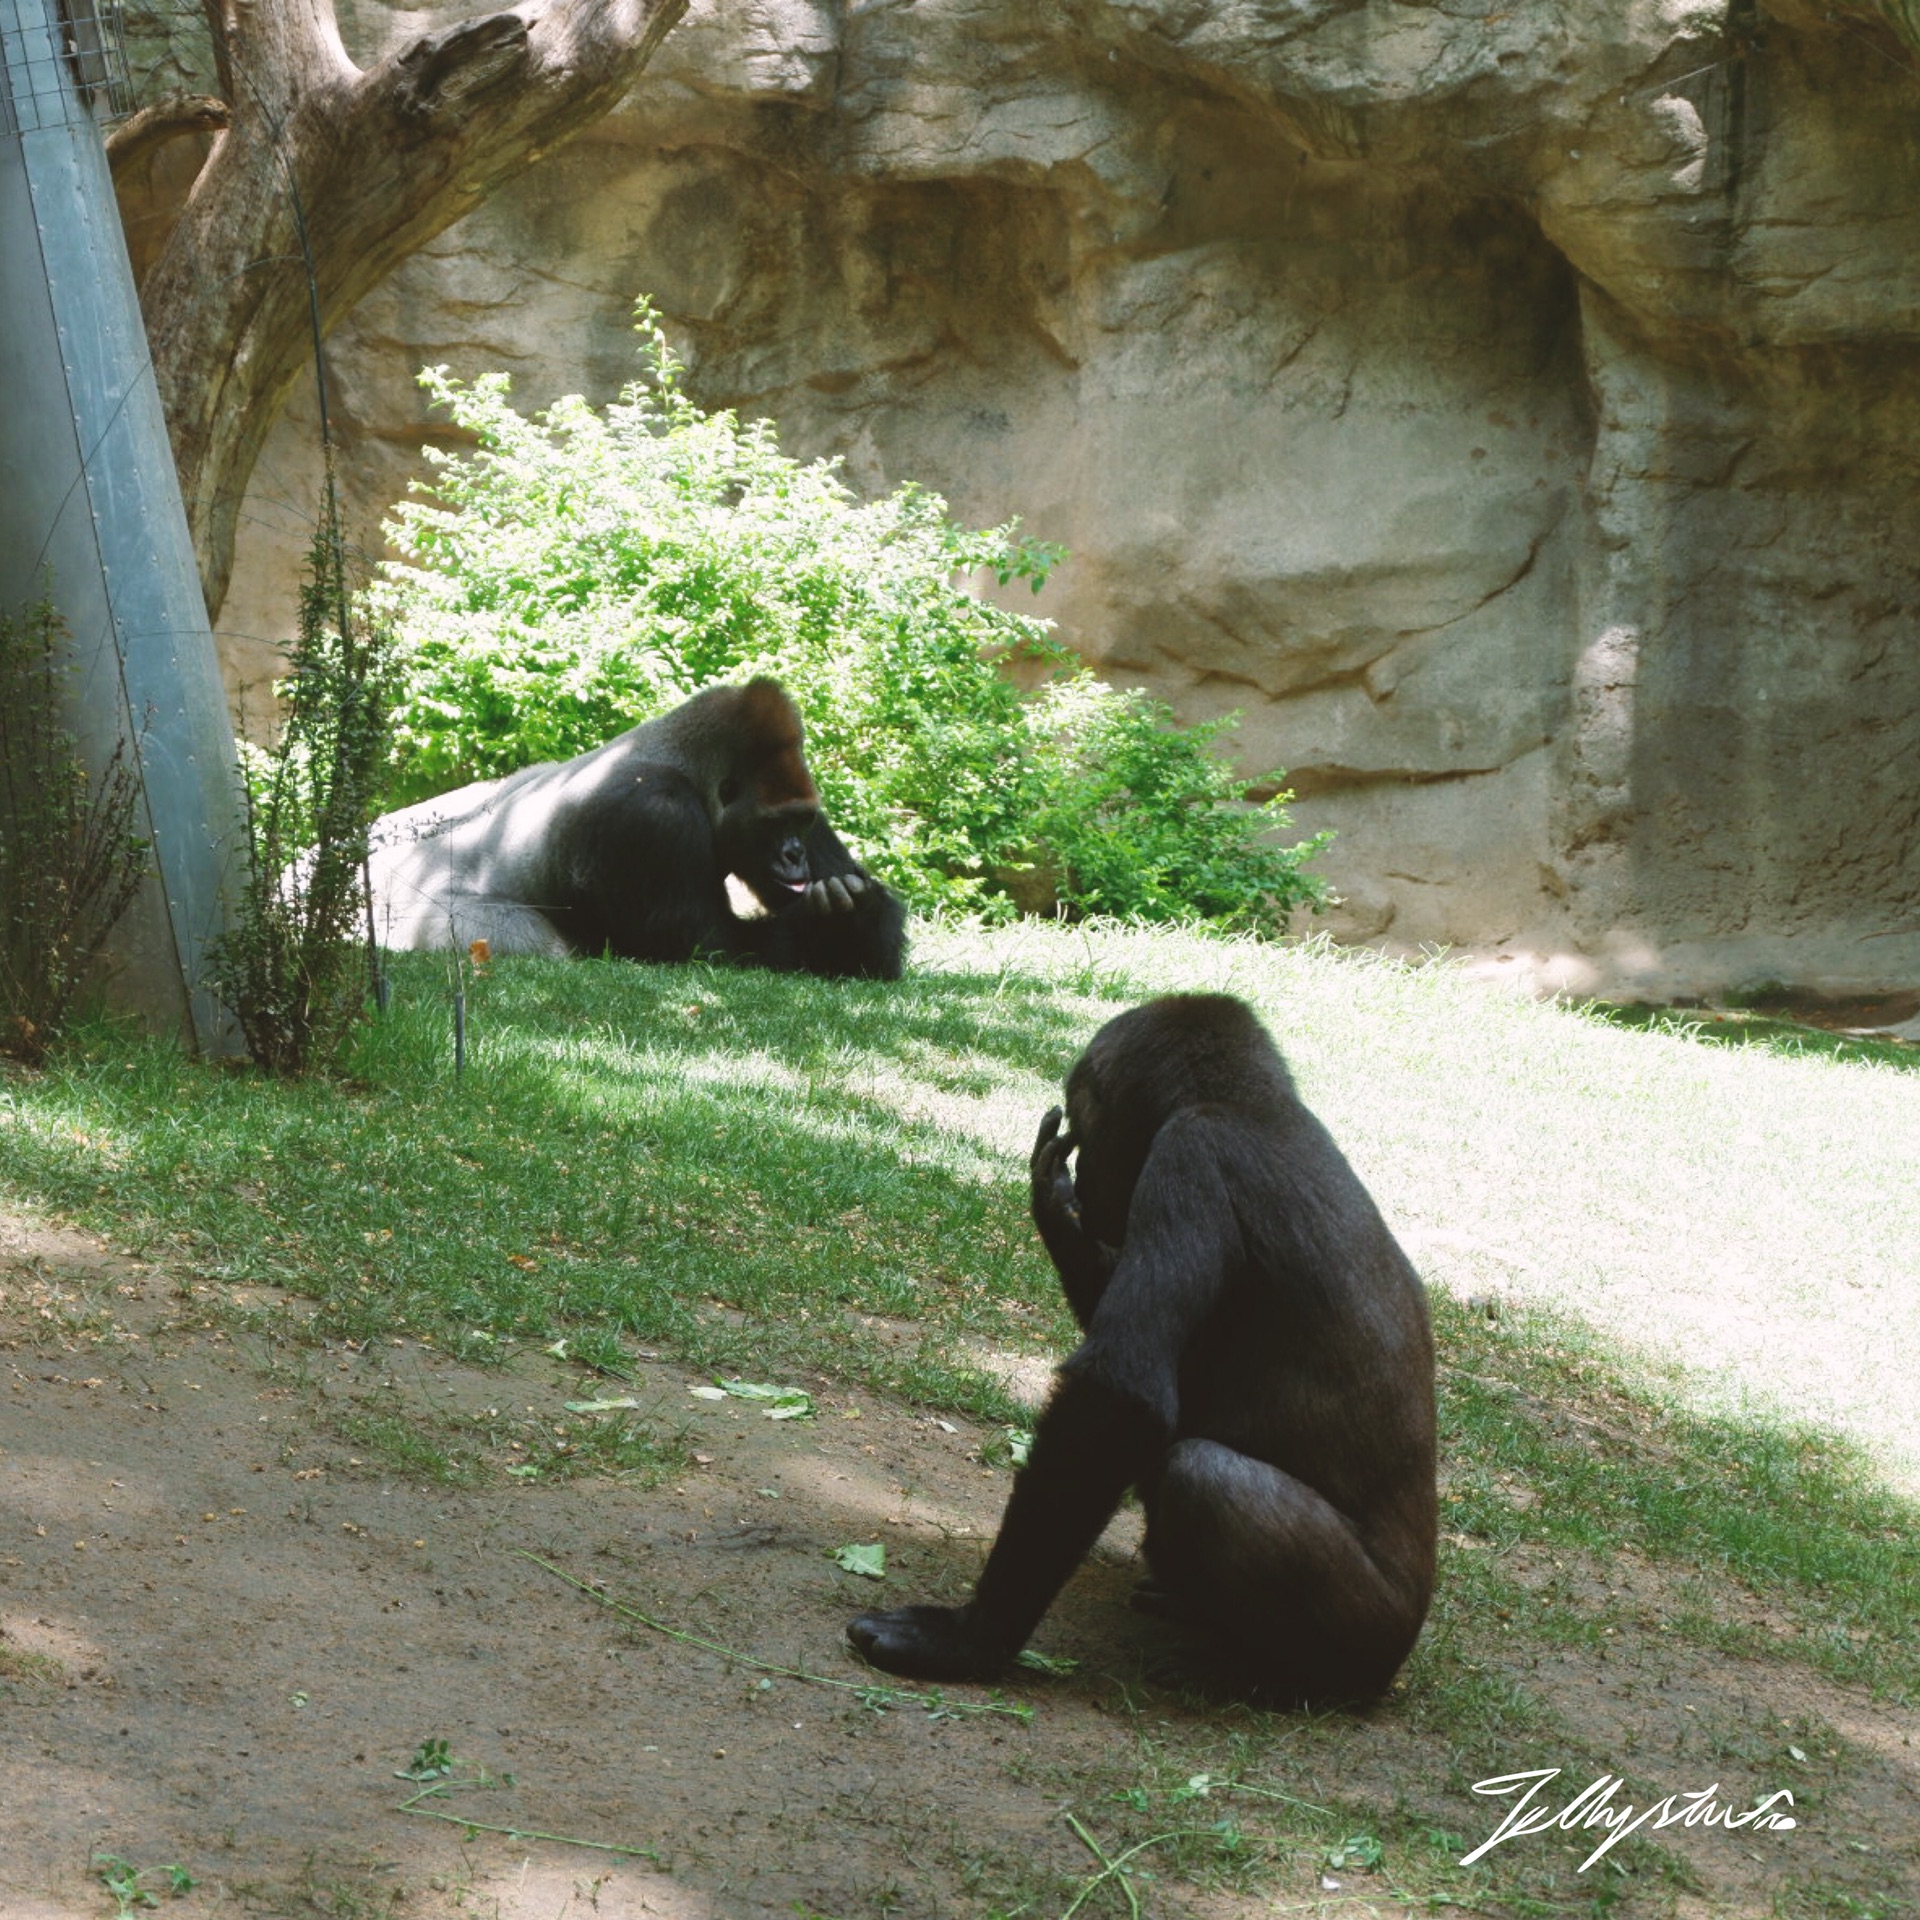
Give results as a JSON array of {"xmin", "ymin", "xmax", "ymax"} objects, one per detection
[
  {"xmin": 376, "ymin": 302, "xmax": 1328, "ymax": 926},
  {"xmin": 210, "ymin": 515, "xmax": 398, "ymax": 1075},
  {"xmin": 0, "ymin": 595, "xmax": 147, "ymax": 1064},
  {"xmin": 1024, "ymin": 679, "xmax": 1330, "ymax": 931}
]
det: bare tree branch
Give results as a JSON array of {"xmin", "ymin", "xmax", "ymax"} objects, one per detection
[
  {"xmin": 140, "ymin": 0, "xmax": 689, "ymax": 619},
  {"xmin": 106, "ymin": 94, "xmax": 231, "ymax": 178}
]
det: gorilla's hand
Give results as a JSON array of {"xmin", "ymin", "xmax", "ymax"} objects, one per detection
[
  {"xmin": 803, "ymin": 873, "xmax": 870, "ymax": 916},
  {"xmin": 847, "ymin": 1604, "xmax": 1011, "ymax": 1681},
  {"xmin": 1031, "ymin": 1105, "xmax": 1116, "ymax": 1325},
  {"xmin": 1029, "ymin": 1106, "xmax": 1081, "ymax": 1241}
]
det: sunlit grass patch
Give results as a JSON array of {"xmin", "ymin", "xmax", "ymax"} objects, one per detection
[
  {"xmin": 0, "ymin": 1637, "xmax": 63, "ymax": 1687},
  {"xmin": 331, "ymin": 1400, "xmax": 688, "ymax": 1488}
]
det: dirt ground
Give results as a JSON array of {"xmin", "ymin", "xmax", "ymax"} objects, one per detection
[{"xmin": 3, "ymin": 1208, "xmax": 1918, "ymax": 1920}]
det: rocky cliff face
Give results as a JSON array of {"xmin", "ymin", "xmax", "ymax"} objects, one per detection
[{"xmin": 199, "ymin": 0, "xmax": 1920, "ymax": 999}]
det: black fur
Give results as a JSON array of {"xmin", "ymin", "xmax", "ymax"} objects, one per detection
[
  {"xmin": 848, "ymin": 994, "xmax": 1436, "ymax": 1702},
  {"xmin": 365, "ymin": 679, "xmax": 906, "ymax": 979}
]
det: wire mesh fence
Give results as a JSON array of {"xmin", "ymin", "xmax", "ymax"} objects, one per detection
[{"xmin": 1, "ymin": 0, "xmax": 134, "ymax": 132}]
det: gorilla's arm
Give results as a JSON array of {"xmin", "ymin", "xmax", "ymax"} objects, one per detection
[
  {"xmin": 1029, "ymin": 1107, "xmax": 1116, "ymax": 1328},
  {"xmin": 847, "ymin": 1371, "xmax": 1152, "ymax": 1680},
  {"xmin": 755, "ymin": 816, "xmax": 907, "ymax": 981},
  {"xmin": 546, "ymin": 766, "xmax": 736, "ymax": 963},
  {"xmin": 1060, "ymin": 1120, "xmax": 1239, "ymax": 1431},
  {"xmin": 848, "ymin": 1126, "xmax": 1239, "ymax": 1680}
]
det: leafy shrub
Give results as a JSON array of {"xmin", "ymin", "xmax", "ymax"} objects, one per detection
[
  {"xmin": 209, "ymin": 515, "xmax": 397, "ymax": 1074},
  {"xmin": 377, "ymin": 302, "xmax": 1328, "ymax": 926},
  {"xmin": 1025, "ymin": 679, "xmax": 1330, "ymax": 931},
  {"xmin": 0, "ymin": 595, "xmax": 148, "ymax": 1064}
]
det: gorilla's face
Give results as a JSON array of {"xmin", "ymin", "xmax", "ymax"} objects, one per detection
[
  {"xmin": 719, "ymin": 794, "xmax": 818, "ymax": 910},
  {"xmin": 1062, "ymin": 1081, "xmax": 1144, "ymax": 1250}
]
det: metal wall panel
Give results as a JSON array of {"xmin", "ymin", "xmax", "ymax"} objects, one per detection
[{"xmin": 0, "ymin": 0, "xmax": 243, "ymax": 1054}]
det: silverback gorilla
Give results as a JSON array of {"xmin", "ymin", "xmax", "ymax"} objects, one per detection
[
  {"xmin": 849, "ymin": 994, "xmax": 1436, "ymax": 1702},
  {"xmin": 365, "ymin": 679, "xmax": 905, "ymax": 979}
]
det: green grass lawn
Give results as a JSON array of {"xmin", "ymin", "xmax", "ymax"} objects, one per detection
[{"xmin": 3, "ymin": 921, "xmax": 1917, "ymax": 1914}]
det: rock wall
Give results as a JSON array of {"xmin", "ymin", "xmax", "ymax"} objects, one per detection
[{"xmin": 192, "ymin": 0, "xmax": 1920, "ymax": 999}]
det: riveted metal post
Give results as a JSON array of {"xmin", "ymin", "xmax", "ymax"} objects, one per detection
[{"xmin": 0, "ymin": 0, "xmax": 244, "ymax": 1054}]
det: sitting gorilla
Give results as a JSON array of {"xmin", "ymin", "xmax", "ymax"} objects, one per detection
[
  {"xmin": 365, "ymin": 678, "xmax": 905, "ymax": 979},
  {"xmin": 849, "ymin": 994, "xmax": 1436, "ymax": 1702}
]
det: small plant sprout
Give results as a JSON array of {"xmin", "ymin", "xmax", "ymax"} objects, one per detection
[
  {"xmin": 91, "ymin": 1855, "xmax": 194, "ymax": 1916},
  {"xmin": 1326, "ymin": 1833, "xmax": 1384, "ymax": 1872},
  {"xmin": 389, "ymin": 1747, "xmax": 650, "ymax": 1861},
  {"xmin": 1059, "ymin": 1812, "xmax": 1246, "ymax": 1920},
  {"xmin": 396, "ymin": 1737, "xmax": 455, "ymax": 1780}
]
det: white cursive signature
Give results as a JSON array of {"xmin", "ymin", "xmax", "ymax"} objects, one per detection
[{"xmin": 1461, "ymin": 1768, "xmax": 1797, "ymax": 1872}]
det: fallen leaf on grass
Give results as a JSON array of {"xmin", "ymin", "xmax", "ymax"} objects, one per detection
[
  {"xmin": 692, "ymin": 1379, "xmax": 814, "ymax": 1419},
  {"xmin": 831, "ymin": 1542, "xmax": 886, "ymax": 1579},
  {"xmin": 1014, "ymin": 1648, "xmax": 1078, "ymax": 1675}
]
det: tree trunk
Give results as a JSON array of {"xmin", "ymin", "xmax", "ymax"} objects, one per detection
[{"xmin": 125, "ymin": 0, "xmax": 687, "ymax": 621}]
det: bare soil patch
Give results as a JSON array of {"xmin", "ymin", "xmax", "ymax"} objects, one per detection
[{"xmin": 3, "ymin": 1210, "xmax": 1916, "ymax": 1918}]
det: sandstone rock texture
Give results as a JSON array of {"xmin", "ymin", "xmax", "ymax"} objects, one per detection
[{"xmin": 191, "ymin": 0, "xmax": 1920, "ymax": 1000}]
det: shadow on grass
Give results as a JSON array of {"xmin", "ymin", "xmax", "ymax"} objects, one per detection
[
  {"xmin": 1582, "ymin": 999, "xmax": 1920, "ymax": 1074},
  {"xmin": 1428, "ymin": 1294, "xmax": 1920, "ymax": 1703},
  {"xmin": 0, "ymin": 952, "xmax": 1100, "ymax": 1421}
]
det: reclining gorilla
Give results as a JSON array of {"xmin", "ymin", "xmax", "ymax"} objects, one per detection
[
  {"xmin": 849, "ymin": 994, "xmax": 1436, "ymax": 1703},
  {"xmin": 365, "ymin": 678, "xmax": 905, "ymax": 979}
]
